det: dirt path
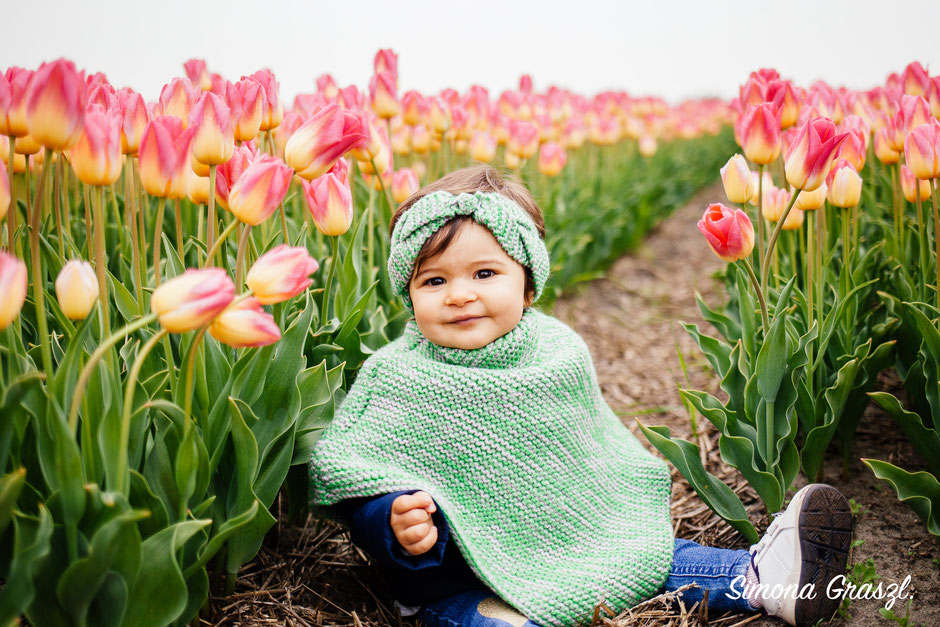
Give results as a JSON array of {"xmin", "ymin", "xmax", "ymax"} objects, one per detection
[{"xmin": 215, "ymin": 183, "xmax": 939, "ymax": 626}]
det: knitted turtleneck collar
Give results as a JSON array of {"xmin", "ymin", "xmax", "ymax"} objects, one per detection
[{"xmin": 401, "ymin": 306, "xmax": 540, "ymax": 369}]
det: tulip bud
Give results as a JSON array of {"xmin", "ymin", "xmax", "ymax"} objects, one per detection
[
  {"xmin": 189, "ymin": 92, "xmax": 234, "ymax": 165},
  {"xmin": 401, "ymin": 91, "xmax": 426, "ymax": 126},
  {"xmin": 508, "ymin": 120, "xmax": 539, "ymax": 159},
  {"xmin": 720, "ymin": 154, "xmax": 753, "ymax": 204},
  {"xmin": 186, "ymin": 168, "xmax": 210, "ymax": 205},
  {"xmin": 427, "ymin": 97, "xmax": 450, "ymax": 135},
  {"xmin": 138, "ymin": 117, "xmax": 196, "ymax": 198},
  {"xmin": 209, "ymin": 297, "xmax": 280, "ymax": 348},
  {"xmin": 245, "ymin": 244, "xmax": 319, "ymax": 305},
  {"xmin": 0, "ymin": 67, "xmax": 33, "ymax": 138},
  {"xmin": 411, "ymin": 123, "xmax": 432, "ymax": 155},
  {"xmin": 766, "ymin": 80, "xmax": 800, "ymax": 129},
  {"xmin": 316, "ymin": 73, "xmax": 339, "ymax": 100},
  {"xmin": 391, "ymin": 168, "xmax": 419, "ymax": 204},
  {"xmin": 780, "ymin": 206, "xmax": 805, "ymax": 231},
  {"xmin": 784, "ymin": 116, "xmax": 849, "ymax": 191},
  {"xmin": 900, "ymin": 165, "xmax": 933, "ymax": 203},
  {"xmin": 228, "ymin": 155, "xmax": 293, "ymax": 225},
  {"xmin": 230, "ymin": 79, "xmax": 264, "ymax": 142},
  {"xmin": 826, "ymin": 160, "xmax": 862, "ymax": 209},
  {"xmin": 151, "ymin": 268, "xmax": 235, "ymax": 333},
  {"xmin": 0, "ymin": 137, "xmax": 26, "ymax": 173},
  {"xmin": 157, "ymin": 78, "xmax": 196, "ymax": 126},
  {"xmin": 697, "ymin": 203, "xmax": 755, "ymax": 263},
  {"xmin": 468, "ymin": 131, "xmax": 496, "ymax": 163},
  {"xmin": 55, "ymin": 259, "xmax": 99, "ymax": 320},
  {"xmin": 68, "ymin": 106, "xmax": 123, "ymax": 186},
  {"xmin": 0, "ymin": 252, "xmax": 27, "ymax": 330},
  {"xmin": 538, "ymin": 142, "xmax": 567, "ymax": 177},
  {"xmin": 373, "ymin": 49, "xmax": 399, "ymax": 85},
  {"xmin": 14, "ymin": 134, "xmax": 41, "ymax": 155},
  {"xmin": 369, "ymin": 71, "xmax": 400, "ymax": 119},
  {"xmin": 761, "ymin": 187, "xmax": 791, "ymax": 223},
  {"xmin": 117, "ymin": 88, "xmax": 150, "ymax": 155},
  {"xmin": 183, "ymin": 59, "xmax": 212, "ymax": 91},
  {"xmin": 904, "ymin": 121, "xmax": 940, "ymax": 181},
  {"xmin": 25, "ymin": 59, "xmax": 85, "ymax": 150},
  {"xmin": 248, "ymin": 70, "xmax": 283, "ymax": 131},
  {"xmin": 795, "ymin": 182, "xmax": 827, "ymax": 211},
  {"xmin": 738, "ymin": 103, "xmax": 781, "ymax": 165},
  {"xmin": 302, "ymin": 171, "xmax": 353, "ymax": 236},
  {"xmin": 215, "ymin": 143, "xmax": 256, "ymax": 211},
  {"xmin": 285, "ymin": 104, "xmax": 366, "ymax": 180},
  {"xmin": 873, "ymin": 127, "xmax": 900, "ymax": 165}
]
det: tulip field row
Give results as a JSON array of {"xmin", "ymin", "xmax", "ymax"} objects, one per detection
[
  {"xmin": 639, "ymin": 62, "xmax": 940, "ymax": 545},
  {"xmin": 0, "ymin": 51, "xmax": 733, "ymax": 625}
]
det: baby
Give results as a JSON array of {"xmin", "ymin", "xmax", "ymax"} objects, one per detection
[{"xmin": 309, "ymin": 165, "xmax": 853, "ymax": 627}]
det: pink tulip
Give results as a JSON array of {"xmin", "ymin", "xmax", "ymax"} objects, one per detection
[
  {"xmin": 401, "ymin": 91, "xmax": 426, "ymax": 126},
  {"xmin": 784, "ymin": 116, "xmax": 849, "ymax": 191},
  {"xmin": 14, "ymin": 134, "xmax": 42, "ymax": 156},
  {"xmin": 86, "ymin": 84, "xmax": 117, "ymax": 112},
  {"xmin": 469, "ymin": 131, "xmax": 497, "ymax": 162},
  {"xmin": 761, "ymin": 186, "xmax": 793, "ymax": 223},
  {"xmin": 316, "ymin": 73, "xmax": 339, "ymax": 100},
  {"xmin": 427, "ymin": 97, "xmax": 450, "ymax": 134},
  {"xmin": 227, "ymin": 155, "xmax": 293, "ymax": 225},
  {"xmin": 338, "ymin": 85, "xmax": 364, "ymax": 111},
  {"xmin": 285, "ymin": 104, "xmax": 366, "ymax": 180},
  {"xmin": 873, "ymin": 126, "xmax": 900, "ymax": 165},
  {"xmin": 245, "ymin": 244, "xmax": 319, "ymax": 305},
  {"xmin": 68, "ymin": 105, "xmax": 122, "ymax": 186},
  {"xmin": 157, "ymin": 78, "xmax": 196, "ymax": 126},
  {"xmin": 508, "ymin": 120, "xmax": 539, "ymax": 158},
  {"xmin": 826, "ymin": 160, "xmax": 862, "ymax": 209},
  {"xmin": 116, "ymin": 88, "xmax": 149, "ymax": 155},
  {"xmin": 834, "ymin": 115, "xmax": 868, "ymax": 171},
  {"xmin": 898, "ymin": 95, "xmax": 932, "ymax": 135},
  {"xmin": 901, "ymin": 61, "xmax": 930, "ymax": 97},
  {"xmin": 138, "ymin": 116, "xmax": 196, "ymax": 198},
  {"xmin": 765, "ymin": 80, "xmax": 800, "ymax": 129},
  {"xmin": 229, "ymin": 79, "xmax": 264, "ymax": 142},
  {"xmin": 151, "ymin": 268, "xmax": 235, "ymax": 333},
  {"xmin": 697, "ymin": 203, "xmax": 755, "ymax": 263},
  {"xmin": 183, "ymin": 59, "xmax": 212, "ymax": 91},
  {"xmin": 0, "ymin": 159, "xmax": 7, "ymax": 220},
  {"xmin": 272, "ymin": 111, "xmax": 302, "ymax": 158},
  {"xmin": 25, "ymin": 58, "xmax": 85, "ymax": 150},
  {"xmin": 209, "ymin": 297, "xmax": 280, "ymax": 348},
  {"xmin": 737, "ymin": 103, "xmax": 780, "ymax": 165},
  {"xmin": 247, "ymin": 69, "xmax": 282, "ymax": 131},
  {"xmin": 720, "ymin": 154, "xmax": 754, "ymax": 204},
  {"xmin": 369, "ymin": 71, "xmax": 400, "ymax": 120},
  {"xmin": 374, "ymin": 49, "xmax": 399, "ymax": 85},
  {"xmin": 738, "ymin": 78, "xmax": 766, "ymax": 109},
  {"xmin": 0, "ymin": 67, "xmax": 33, "ymax": 137},
  {"xmin": 303, "ymin": 170, "xmax": 353, "ymax": 236},
  {"xmin": 928, "ymin": 77, "xmax": 940, "ymax": 119},
  {"xmin": 538, "ymin": 142, "xmax": 567, "ymax": 177},
  {"xmin": 391, "ymin": 168, "xmax": 419, "ymax": 203},
  {"xmin": 189, "ymin": 91, "xmax": 234, "ymax": 165},
  {"xmin": 900, "ymin": 164, "xmax": 933, "ymax": 203},
  {"xmin": 215, "ymin": 143, "xmax": 257, "ymax": 210},
  {"xmin": 904, "ymin": 120, "xmax": 940, "ymax": 181},
  {"xmin": 411, "ymin": 123, "xmax": 432, "ymax": 155},
  {"xmin": 0, "ymin": 252, "xmax": 27, "ymax": 330}
]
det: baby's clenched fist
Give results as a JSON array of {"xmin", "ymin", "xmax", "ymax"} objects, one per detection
[{"xmin": 390, "ymin": 491, "xmax": 438, "ymax": 556}]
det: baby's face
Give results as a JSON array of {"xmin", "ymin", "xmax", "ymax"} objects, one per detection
[{"xmin": 409, "ymin": 221, "xmax": 527, "ymax": 350}]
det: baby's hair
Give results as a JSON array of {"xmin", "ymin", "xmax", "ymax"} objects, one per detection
[{"xmin": 389, "ymin": 164, "xmax": 546, "ymax": 307}]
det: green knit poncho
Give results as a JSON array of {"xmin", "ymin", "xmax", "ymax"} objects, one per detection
[{"xmin": 309, "ymin": 307, "xmax": 674, "ymax": 626}]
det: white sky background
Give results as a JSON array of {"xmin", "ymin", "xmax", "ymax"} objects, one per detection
[{"xmin": 3, "ymin": 0, "xmax": 938, "ymax": 105}]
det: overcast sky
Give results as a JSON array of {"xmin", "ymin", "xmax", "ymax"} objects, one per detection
[{"xmin": 4, "ymin": 0, "xmax": 938, "ymax": 105}]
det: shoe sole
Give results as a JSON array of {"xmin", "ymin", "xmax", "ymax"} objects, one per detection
[{"xmin": 793, "ymin": 484, "xmax": 854, "ymax": 627}]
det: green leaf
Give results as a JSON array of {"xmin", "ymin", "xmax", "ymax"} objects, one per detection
[
  {"xmin": 869, "ymin": 392, "xmax": 940, "ymax": 477},
  {"xmin": 801, "ymin": 357, "xmax": 860, "ymax": 479},
  {"xmin": 755, "ymin": 279, "xmax": 794, "ymax": 403},
  {"xmin": 108, "ymin": 270, "xmax": 139, "ymax": 323},
  {"xmin": 1, "ymin": 506, "xmax": 53, "ymax": 625},
  {"xmin": 0, "ymin": 468, "xmax": 26, "ymax": 537},
  {"xmin": 637, "ymin": 421, "xmax": 759, "ymax": 543},
  {"xmin": 863, "ymin": 459, "xmax": 940, "ymax": 537}
]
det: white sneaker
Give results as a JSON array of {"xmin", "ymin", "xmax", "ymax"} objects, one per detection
[{"xmin": 748, "ymin": 484, "xmax": 853, "ymax": 626}]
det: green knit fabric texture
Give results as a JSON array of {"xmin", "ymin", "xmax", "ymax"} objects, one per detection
[
  {"xmin": 309, "ymin": 308, "xmax": 674, "ymax": 626},
  {"xmin": 387, "ymin": 190, "xmax": 551, "ymax": 312}
]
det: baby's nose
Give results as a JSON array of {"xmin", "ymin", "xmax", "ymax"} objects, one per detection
[{"xmin": 444, "ymin": 279, "xmax": 478, "ymax": 305}]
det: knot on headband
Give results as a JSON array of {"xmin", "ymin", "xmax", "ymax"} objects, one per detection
[{"xmin": 387, "ymin": 190, "xmax": 550, "ymax": 311}]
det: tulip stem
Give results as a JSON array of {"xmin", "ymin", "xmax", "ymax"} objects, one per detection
[
  {"xmin": 234, "ymin": 224, "xmax": 252, "ymax": 288},
  {"xmin": 93, "ymin": 185, "xmax": 111, "ymax": 340},
  {"xmin": 153, "ymin": 197, "xmax": 166, "ymax": 287},
  {"xmin": 7, "ymin": 139, "xmax": 15, "ymax": 252},
  {"xmin": 915, "ymin": 193, "xmax": 929, "ymax": 297},
  {"xmin": 207, "ymin": 165, "xmax": 218, "ymax": 266},
  {"xmin": 175, "ymin": 198, "xmax": 184, "ymax": 256},
  {"xmin": 115, "ymin": 327, "xmax": 168, "ymax": 496},
  {"xmin": 892, "ymin": 164, "xmax": 903, "ymax": 255},
  {"xmin": 182, "ymin": 325, "xmax": 209, "ymax": 441},
  {"xmin": 83, "ymin": 184, "xmax": 92, "ymax": 259},
  {"xmin": 132, "ymin": 158, "xmax": 148, "ymax": 298},
  {"xmin": 53, "ymin": 156, "xmax": 65, "ymax": 258},
  {"xmin": 370, "ymin": 156, "xmax": 394, "ymax": 222},
  {"xmin": 204, "ymin": 218, "xmax": 239, "ymax": 270},
  {"xmin": 196, "ymin": 202, "xmax": 205, "ymax": 266},
  {"xmin": 126, "ymin": 163, "xmax": 144, "ymax": 315},
  {"xmin": 756, "ymin": 164, "xmax": 765, "ymax": 267},
  {"xmin": 279, "ymin": 202, "xmax": 289, "ymax": 244},
  {"xmin": 807, "ymin": 211, "xmax": 815, "ymax": 333},
  {"xmin": 29, "ymin": 155, "xmax": 53, "ymax": 376},
  {"xmin": 741, "ymin": 258, "xmax": 769, "ymax": 334},
  {"xmin": 931, "ymin": 180, "xmax": 940, "ymax": 316},
  {"xmin": 67, "ymin": 312, "xmax": 159, "ymax": 436},
  {"xmin": 321, "ymin": 236, "xmax": 338, "ymax": 322},
  {"xmin": 761, "ymin": 189, "xmax": 801, "ymax": 303}
]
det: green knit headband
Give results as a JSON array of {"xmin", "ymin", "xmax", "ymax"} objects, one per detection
[{"xmin": 388, "ymin": 190, "xmax": 550, "ymax": 312}]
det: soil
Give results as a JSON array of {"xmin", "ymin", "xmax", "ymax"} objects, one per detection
[{"xmin": 207, "ymin": 183, "xmax": 940, "ymax": 627}]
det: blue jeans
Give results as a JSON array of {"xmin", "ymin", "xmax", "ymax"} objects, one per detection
[{"xmin": 414, "ymin": 539, "xmax": 755, "ymax": 626}]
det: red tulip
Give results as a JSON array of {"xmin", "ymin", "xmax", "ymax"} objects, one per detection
[
  {"xmin": 784, "ymin": 116, "xmax": 849, "ymax": 191},
  {"xmin": 246, "ymin": 244, "xmax": 319, "ymax": 305},
  {"xmin": 157, "ymin": 78, "xmax": 196, "ymax": 126},
  {"xmin": 0, "ymin": 67, "xmax": 33, "ymax": 137},
  {"xmin": 227, "ymin": 155, "xmax": 293, "ymax": 225},
  {"xmin": 68, "ymin": 105, "xmax": 122, "ymax": 186},
  {"xmin": 138, "ymin": 116, "xmax": 196, "ymax": 198},
  {"xmin": 303, "ymin": 169, "xmax": 353, "ymax": 236},
  {"xmin": 151, "ymin": 268, "xmax": 235, "ymax": 333},
  {"xmin": 904, "ymin": 120, "xmax": 940, "ymax": 181},
  {"xmin": 285, "ymin": 104, "xmax": 366, "ymax": 180},
  {"xmin": 737, "ymin": 103, "xmax": 781, "ymax": 165},
  {"xmin": 697, "ymin": 203, "xmax": 755, "ymax": 263},
  {"xmin": 25, "ymin": 58, "xmax": 85, "ymax": 150}
]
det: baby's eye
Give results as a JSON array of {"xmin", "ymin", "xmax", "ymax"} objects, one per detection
[
  {"xmin": 424, "ymin": 277, "xmax": 444, "ymax": 286},
  {"xmin": 476, "ymin": 269, "xmax": 495, "ymax": 279}
]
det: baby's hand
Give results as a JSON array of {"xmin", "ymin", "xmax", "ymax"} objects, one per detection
[{"xmin": 390, "ymin": 491, "xmax": 439, "ymax": 556}]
